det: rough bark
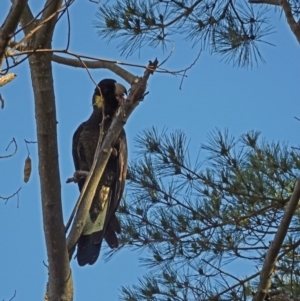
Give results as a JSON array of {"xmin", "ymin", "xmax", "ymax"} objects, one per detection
[
  {"xmin": 21, "ymin": 1, "xmax": 73, "ymax": 300},
  {"xmin": 28, "ymin": 50, "xmax": 73, "ymax": 301},
  {"xmin": 0, "ymin": 0, "xmax": 28, "ymax": 66}
]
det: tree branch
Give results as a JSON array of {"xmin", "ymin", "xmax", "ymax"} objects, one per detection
[
  {"xmin": 249, "ymin": 0, "xmax": 300, "ymax": 43},
  {"xmin": 0, "ymin": 187, "xmax": 21, "ymax": 205},
  {"xmin": 66, "ymin": 59, "xmax": 158, "ymax": 254},
  {"xmin": 253, "ymin": 179, "xmax": 300, "ymax": 301},
  {"xmin": 51, "ymin": 54, "xmax": 138, "ymax": 85},
  {"xmin": 0, "ymin": 138, "xmax": 17, "ymax": 158},
  {"xmin": 10, "ymin": 5, "xmax": 65, "ymax": 53},
  {"xmin": 34, "ymin": 0, "xmax": 63, "ymax": 47},
  {"xmin": 281, "ymin": 0, "xmax": 300, "ymax": 43},
  {"xmin": 17, "ymin": 2, "xmax": 35, "ymax": 35},
  {"xmin": 0, "ymin": 0, "xmax": 28, "ymax": 67}
]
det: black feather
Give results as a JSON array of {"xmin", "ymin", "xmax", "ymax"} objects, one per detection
[{"xmin": 72, "ymin": 79, "xmax": 128, "ymax": 266}]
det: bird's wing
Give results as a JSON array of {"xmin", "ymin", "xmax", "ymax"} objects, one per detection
[
  {"xmin": 75, "ymin": 127, "xmax": 127, "ymax": 265},
  {"xmin": 72, "ymin": 123, "xmax": 87, "ymax": 191}
]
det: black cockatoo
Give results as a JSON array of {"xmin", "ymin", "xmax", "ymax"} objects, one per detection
[{"xmin": 72, "ymin": 78, "xmax": 128, "ymax": 266}]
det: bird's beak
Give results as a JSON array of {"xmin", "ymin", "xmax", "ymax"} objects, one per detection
[{"xmin": 114, "ymin": 82, "xmax": 127, "ymax": 103}]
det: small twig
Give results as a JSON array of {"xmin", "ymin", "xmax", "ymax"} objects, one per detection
[
  {"xmin": 179, "ymin": 50, "xmax": 202, "ymax": 89},
  {"xmin": 0, "ymin": 138, "xmax": 17, "ymax": 159},
  {"xmin": 0, "ymin": 94, "xmax": 4, "ymax": 109},
  {"xmin": 3, "ymin": 290, "xmax": 17, "ymax": 301},
  {"xmin": 0, "ymin": 187, "xmax": 22, "ymax": 205},
  {"xmin": 24, "ymin": 139, "xmax": 37, "ymax": 157},
  {"xmin": 63, "ymin": 0, "xmax": 71, "ymax": 51},
  {"xmin": 179, "ymin": 70, "xmax": 187, "ymax": 90},
  {"xmin": 8, "ymin": 290, "xmax": 16, "ymax": 301},
  {"xmin": 6, "ymin": 138, "xmax": 16, "ymax": 151},
  {"xmin": 24, "ymin": 139, "xmax": 37, "ymax": 144},
  {"xmin": 294, "ymin": 116, "xmax": 300, "ymax": 122},
  {"xmin": 248, "ymin": 0, "xmax": 281, "ymax": 5},
  {"xmin": 158, "ymin": 42, "xmax": 175, "ymax": 68},
  {"xmin": 24, "ymin": 139, "xmax": 30, "ymax": 156},
  {"xmin": 43, "ymin": 260, "xmax": 49, "ymax": 268},
  {"xmin": 203, "ymin": 259, "xmax": 242, "ymax": 283}
]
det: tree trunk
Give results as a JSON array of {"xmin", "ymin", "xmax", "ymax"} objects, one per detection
[{"xmin": 28, "ymin": 51, "xmax": 73, "ymax": 301}]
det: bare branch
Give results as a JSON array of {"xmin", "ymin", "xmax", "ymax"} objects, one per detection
[
  {"xmin": 248, "ymin": 0, "xmax": 281, "ymax": 6},
  {"xmin": 0, "ymin": 187, "xmax": 22, "ymax": 205},
  {"xmin": 2, "ymin": 290, "xmax": 17, "ymax": 301},
  {"xmin": 179, "ymin": 50, "xmax": 201, "ymax": 89},
  {"xmin": 0, "ymin": 0, "xmax": 28, "ymax": 67},
  {"xmin": 0, "ymin": 138, "xmax": 17, "ymax": 159},
  {"xmin": 9, "ymin": 4, "xmax": 65, "ymax": 53},
  {"xmin": 51, "ymin": 54, "xmax": 138, "ymax": 85},
  {"xmin": 8, "ymin": 47, "xmax": 199, "ymax": 83},
  {"xmin": 66, "ymin": 59, "xmax": 158, "ymax": 254},
  {"xmin": 0, "ymin": 94, "xmax": 3, "ymax": 109},
  {"xmin": 8, "ymin": 290, "xmax": 16, "ymax": 301},
  {"xmin": 213, "ymin": 271, "xmax": 261, "ymax": 300},
  {"xmin": 34, "ymin": 0, "xmax": 63, "ymax": 47},
  {"xmin": 24, "ymin": 139, "xmax": 37, "ymax": 156},
  {"xmin": 17, "ymin": 2, "xmax": 35, "ymax": 35},
  {"xmin": 253, "ymin": 179, "xmax": 300, "ymax": 301}
]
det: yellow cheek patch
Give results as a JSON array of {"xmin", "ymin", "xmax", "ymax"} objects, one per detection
[{"xmin": 93, "ymin": 95, "xmax": 104, "ymax": 108}]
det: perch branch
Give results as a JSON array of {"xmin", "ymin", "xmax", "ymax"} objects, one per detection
[
  {"xmin": 66, "ymin": 59, "xmax": 158, "ymax": 254},
  {"xmin": 253, "ymin": 179, "xmax": 300, "ymax": 301}
]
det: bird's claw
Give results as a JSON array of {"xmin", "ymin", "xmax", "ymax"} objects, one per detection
[{"xmin": 66, "ymin": 170, "xmax": 89, "ymax": 183}]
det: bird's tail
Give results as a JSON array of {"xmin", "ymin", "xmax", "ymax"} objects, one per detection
[
  {"xmin": 77, "ymin": 233, "xmax": 102, "ymax": 266},
  {"xmin": 104, "ymin": 213, "xmax": 121, "ymax": 248}
]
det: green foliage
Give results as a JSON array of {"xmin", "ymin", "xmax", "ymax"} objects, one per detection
[
  {"xmin": 107, "ymin": 127, "xmax": 300, "ymax": 300},
  {"xmin": 93, "ymin": 0, "xmax": 288, "ymax": 66}
]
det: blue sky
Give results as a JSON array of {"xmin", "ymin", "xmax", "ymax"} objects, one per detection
[{"xmin": 0, "ymin": 1, "xmax": 299, "ymax": 300}]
